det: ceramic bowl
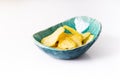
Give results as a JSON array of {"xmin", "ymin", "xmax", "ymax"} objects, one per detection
[{"xmin": 33, "ymin": 16, "xmax": 102, "ymax": 59}]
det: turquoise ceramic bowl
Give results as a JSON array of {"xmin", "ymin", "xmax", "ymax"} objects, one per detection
[{"xmin": 33, "ymin": 16, "xmax": 102, "ymax": 59}]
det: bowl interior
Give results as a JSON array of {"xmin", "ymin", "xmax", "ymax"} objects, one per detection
[{"xmin": 33, "ymin": 16, "xmax": 101, "ymax": 50}]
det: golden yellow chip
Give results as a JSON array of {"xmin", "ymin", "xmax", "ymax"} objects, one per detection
[
  {"xmin": 82, "ymin": 32, "xmax": 91, "ymax": 40},
  {"xmin": 63, "ymin": 25, "xmax": 83, "ymax": 40},
  {"xmin": 57, "ymin": 36, "xmax": 77, "ymax": 50},
  {"xmin": 41, "ymin": 27, "xmax": 65, "ymax": 47},
  {"xmin": 83, "ymin": 35, "xmax": 94, "ymax": 44},
  {"xmin": 86, "ymin": 35, "xmax": 94, "ymax": 43},
  {"xmin": 69, "ymin": 34, "xmax": 82, "ymax": 47}
]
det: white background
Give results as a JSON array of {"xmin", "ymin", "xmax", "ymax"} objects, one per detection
[{"xmin": 0, "ymin": 0, "xmax": 120, "ymax": 80}]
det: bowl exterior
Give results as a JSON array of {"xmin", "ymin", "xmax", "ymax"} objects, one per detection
[{"xmin": 36, "ymin": 39, "xmax": 96, "ymax": 59}]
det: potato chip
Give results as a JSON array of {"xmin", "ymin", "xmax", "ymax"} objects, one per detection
[
  {"xmin": 57, "ymin": 36, "xmax": 77, "ymax": 50},
  {"xmin": 41, "ymin": 27, "xmax": 64, "ymax": 47}
]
